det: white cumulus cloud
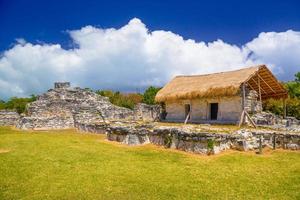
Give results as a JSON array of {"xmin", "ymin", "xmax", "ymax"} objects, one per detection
[{"xmin": 0, "ymin": 18, "xmax": 299, "ymax": 99}]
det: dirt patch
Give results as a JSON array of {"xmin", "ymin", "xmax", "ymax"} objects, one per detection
[{"xmin": 0, "ymin": 149, "xmax": 11, "ymax": 153}]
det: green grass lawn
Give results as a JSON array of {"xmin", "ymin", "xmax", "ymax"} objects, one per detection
[{"xmin": 0, "ymin": 126, "xmax": 299, "ymax": 200}]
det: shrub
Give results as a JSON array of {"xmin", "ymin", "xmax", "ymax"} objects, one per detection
[
  {"xmin": 286, "ymin": 98, "xmax": 300, "ymax": 119},
  {"xmin": 96, "ymin": 90, "xmax": 142, "ymax": 109},
  {"xmin": 263, "ymin": 98, "xmax": 300, "ymax": 119},
  {"xmin": 142, "ymin": 86, "xmax": 161, "ymax": 105}
]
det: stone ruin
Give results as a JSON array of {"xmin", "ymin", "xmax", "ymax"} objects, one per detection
[
  {"xmin": 0, "ymin": 110, "xmax": 20, "ymax": 126},
  {"xmin": 245, "ymin": 90, "xmax": 262, "ymax": 113},
  {"xmin": 16, "ymin": 82, "xmax": 160, "ymax": 130},
  {"xmin": 76, "ymin": 121, "xmax": 300, "ymax": 154}
]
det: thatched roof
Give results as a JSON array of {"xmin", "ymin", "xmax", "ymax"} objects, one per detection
[{"xmin": 155, "ymin": 65, "xmax": 288, "ymax": 102}]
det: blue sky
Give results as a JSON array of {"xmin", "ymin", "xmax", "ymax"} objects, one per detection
[
  {"xmin": 1, "ymin": 0, "xmax": 299, "ymax": 50},
  {"xmin": 0, "ymin": 0, "xmax": 300, "ymax": 99}
]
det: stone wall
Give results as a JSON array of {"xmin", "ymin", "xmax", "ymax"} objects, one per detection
[
  {"xmin": 77, "ymin": 122, "xmax": 300, "ymax": 155},
  {"xmin": 250, "ymin": 111, "xmax": 300, "ymax": 129},
  {"xmin": 245, "ymin": 90, "xmax": 262, "ymax": 113},
  {"xmin": 0, "ymin": 111, "xmax": 20, "ymax": 126},
  {"xmin": 17, "ymin": 116, "xmax": 74, "ymax": 130},
  {"xmin": 133, "ymin": 103, "xmax": 160, "ymax": 122},
  {"xmin": 108, "ymin": 127, "xmax": 300, "ymax": 153},
  {"xmin": 165, "ymin": 97, "xmax": 242, "ymax": 123},
  {"xmin": 54, "ymin": 82, "xmax": 70, "ymax": 89}
]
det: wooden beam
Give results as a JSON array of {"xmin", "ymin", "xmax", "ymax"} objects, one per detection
[
  {"xmin": 261, "ymin": 92, "xmax": 288, "ymax": 99},
  {"xmin": 257, "ymin": 74, "xmax": 277, "ymax": 94},
  {"xmin": 248, "ymin": 76, "xmax": 268, "ymax": 94},
  {"xmin": 244, "ymin": 110, "xmax": 257, "ymax": 128},
  {"xmin": 247, "ymin": 82, "xmax": 256, "ymax": 92}
]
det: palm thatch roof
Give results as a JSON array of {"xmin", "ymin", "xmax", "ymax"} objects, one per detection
[{"xmin": 155, "ymin": 65, "xmax": 288, "ymax": 102}]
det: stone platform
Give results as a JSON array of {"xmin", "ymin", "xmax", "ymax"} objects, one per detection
[{"xmin": 76, "ymin": 121, "xmax": 300, "ymax": 155}]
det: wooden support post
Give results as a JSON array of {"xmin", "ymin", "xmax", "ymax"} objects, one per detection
[
  {"xmin": 242, "ymin": 83, "xmax": 246, "ymax": 109},
  {"xmin": 184, "ymin": 111, "xmax": 190, "ymax": 124},
  {"xmin": 258, "ymin": 76, "xmax": 262, "ymax": 103},
  {"xmin": 258, "ymin": 76, "xmax": 262, "ymax": 112},
  {"xmin": 283, "ymin": 98, "xmax": 287, "ymax": 119},
  {"xmin": 238, "ymin": 110, "xmax": 245, "ymax": 127}
]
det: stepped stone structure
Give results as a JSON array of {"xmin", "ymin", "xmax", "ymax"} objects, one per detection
[{"xmin": 17, "ymin": 82, "xmax": 160, "ymax": 130}]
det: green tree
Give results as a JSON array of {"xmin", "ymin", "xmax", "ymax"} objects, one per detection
[
  {"xmin": 285, "ymin": 72, "xmax": 300, "ymax": 98},
  {"xmin": 142, "ymin": 86, "xmax": 161, "ymax": 105},
  {"xmin": 295, "ymin": 72, "xmax": 300, "ymax": 82},
  {"xmin": 285, "ymin": 82, "xmax": 300, "ymax": 98}
]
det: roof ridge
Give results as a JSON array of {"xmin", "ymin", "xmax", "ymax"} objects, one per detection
[{"xmin": 175, "ymin": 65, "xmax": 264, "ymax": 78}]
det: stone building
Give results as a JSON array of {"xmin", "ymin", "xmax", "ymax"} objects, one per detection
[{"xmin": 155, "ymin": 65, "xmax": 288, "ymax": 125}]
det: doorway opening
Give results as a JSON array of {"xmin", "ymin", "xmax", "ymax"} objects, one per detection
[{"xmin": 210, "ymin": 103, "xmax": 218, "ymax": 120}]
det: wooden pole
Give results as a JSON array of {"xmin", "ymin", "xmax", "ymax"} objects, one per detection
[
  {"xmin": 242, "ymin": 83, "xmax": 246, "ymax": 125},
  {"xmin": 238, "ymin": 110, "xmax": 245, "ymax": 127},
  {"xmin": 258, "ymin": 76, "xmax": 262, "ymax": 111},
  {"xmin": 239, "ymin": 83, "xmax": 247, "ymax": 127},
  {"xmin": 242, "ymin": 83, "xmax": 246, "ymax": 110}
]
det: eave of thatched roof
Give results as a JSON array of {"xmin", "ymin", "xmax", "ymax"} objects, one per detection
[{"xmin": 155, "ymin": 65, "xmax": 288, "ymax": 102}]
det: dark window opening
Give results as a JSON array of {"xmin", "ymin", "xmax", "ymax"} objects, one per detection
[{"xmin": 210, "ymin": 103, "xmax": 218, "ymax": 120}]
